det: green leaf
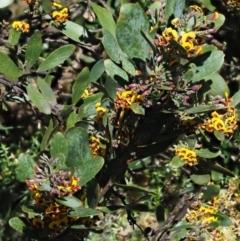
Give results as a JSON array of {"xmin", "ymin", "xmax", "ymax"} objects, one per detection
[
  {"xmin": 75, "ymin": 156, "xmax": 104, "ymax": 186},
  {"xmin": 58, "ymin": 21, "xmax": 89, "ymax": 44},
  {"xmin": 67, "ymin": 111, "xmax": 79, "ymax": 128},
  {"xmin": 105, "ymin": 76, "xmax": 118, "ymax": 99},
  {"xmin": 170, "ymin": 156, "xmax": 185, "ymax": 168},
  {"xmin": 128, "ymin": 157, "xmax": 151, "ymax": 170},
  {"xmin": 231, "ymin": 89, "xmax": 240, "ymax": 107},
  {"xmin": 104, "ymin": 59, "xmax": 128, "ymax": 82},
  {"xmin": 213, "ymin": 212, "xmax": 232, "ymax": 227},
  {"xmin": 8, "ymin": 28, "xmax": 21, "ymax": 46},
  {"xmin": 17, "ymin": 154, "xmax": 35, "ymax": 181},
  {"xmin": 202, "ymin": 185, "xmax": 220, "ymax": 201},
  {"xmin": 22, "ymin": 205, "xmax": 43, "ymax": 219},
  {"xmin": 165, "ymin": 0, "xmax": 185, "ymax": 23},
  {"xmin": 50, "ymin": 132, "xmax": 68, "ymax": 160},
  {"xmin": 214, "ymin": 130, "xmax": 225, "ymax": 142},
  {"xmin": 37, "ymin": 78, "xmax": 56, "ymax": 105},
  {"xmin": 72, "ymin": 67, "xmax": 90, "ymax": 104},
  {"xmin": 116, "ymin": 3, "xmax": 152, "ymax": 60},
  {"xmin": 89, "ymin": 60, "xmax": 105, "ymax": 82},
  {"xmin": 87, "ymin": 179, "xmax": 99, "ymax": 209},
  {"xmin": 25, "ymin": 31, "xmax": 42, "ymax": 68},
  {"xmin": 91, "ymin": 3, "xmax": 116, "ymax": 37},
  {"xmin": 0, "ymin": 52, "xmax": 22, "ymax": 81},
  {"xmin": 121, "ymin": 57, "xmax": 136, "ymax": 76},
  {"xmin": 130, "ymin": 103, "xmax": 145, "ymax": 115},
  {"xmin": 41, "ymin": 0, "xmax": 52, "ymax": 12},
  {"xmin": 78, "ymin": 93, "xmax": 104, "ymax": 120},
  {"xmin": 211, "ymin": 171, "xmax": 223, "ymax": 182},
  {"xmin": 56, "ymin": 196, "xmax": 82, "ymax": 208},
  {"xmin": 65, "ymin": 127, "xmax": 92, "ymax": 167},
  {"xmin": 9, "ymin": 217, "xmax": 28, "ymax": 234},
  {"xmin": 190, "ymin": 50, "xmax": 224, "ymax": 82},
  {"xmin": 68, "ymin": 208, "xmax": 102, "ymax": 218},
  {"xmin": 200, "ymin": 72, "xmax": 229, "ymax": 97},
  {"xmin": 37, "ymin": 44, "xmax": 75, "ymax": 72},
  {"xmin": 102, "ymin": 30, "xmax": 122, "ymax": 63},
  {"xmin": 201, "ymin": 0, "xmax": 216, "ymax": 11},
  {"xmin": 40, "ymin": 119, "xmax": 54, "ymax": 151},
  {"xmin": 190, "ymin": 174, "xmax": 210, "ymax": 185},
  {"xmin": 26, "ymin": 84, "xmax": 51, "ymax": 114},
  {"xmin": 182, "ymin": 105, "xmax": 217, "ymax": 114},
  {"xmin": 195, "ymin": 149, "xmax": 221, "ymax": 158},
  {"xmin": 114, "ymin": 183, "xmax": 156, "ymax": 194},
  {"xmin": 209, "ymin": 13, "xmax": 225, "ymax": 31},
  {"xmin": 203, "ymin": 161, "xmax": 235, "ymax": 177},
  {"xmin": 70, "ymin": 225, "xmax": 103, "ymax": 233}
]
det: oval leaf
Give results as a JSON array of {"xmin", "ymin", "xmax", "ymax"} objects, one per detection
[
  {"xmin": 116, "ymin": 3, "xmax": 152, "ymax": 60},
  {"xmin": 50, "ymin": 132, "xmax": 68, "ymax": 160},
  {"xmin": 58, "ymin": 21, "xmax": 89, "ymax": 44},
  {"xmin": 202, "ymin": 185, "xmax": 220, "ymax": 201},
  {"xmin": 190, "ymin": 174, "xmax": 210, "ymax": 185},
  {"xmin": 17, "ymin": 154, "xmax": 35, "ymax": 180},
  {"xmin": 68, "ymin": 208, "xmax": 102, "ymax": 218},
  {"xmin": 8, "ymin": 28, "xmax": 21, "ymax": 46},
  {"xmin": 37, "ymin": 78, "xmax": 56, "ymax": 105},
  {"xmin": 191, "ymin": 50, "xmax": 224, "ymax": 82},
  {"xmin": 89, "ymin": 60, "xmax": 105, "ymax": 82},
  {"xmin": 26, "ymin": 84, "xmax": 51, "ymax": 114},
  {"xmin": 170, "ymin": 156, "xmax": 185, "ymax": 168},
  {"xmin": 25, "ymin": 31, "xmax": 42, "ymax": 68},
  {"xmin": 56, "ymin": 196, "xmax": 82, "ymax": 208},
  {"xmin": 91, "ymin": 3, "xmax": 116, "ymax": 37},
  {"xmin": 37, "ymin": 44, "xmax": 75, "ymax": 72},
  {"xmin": 75, "ymin": 156, "xmax": 104, "ymax": 186},
  {"xmin": 195, "ymin": 149, "xmax": 221, "ymax": 158},
  {"xmin": 104, "ymin": 59, "xmax": 128, "ymax": 82},
  {"xmin": 9, "ymin": 217, "xmax": 28, "ymax": 234},
  {"xmin": 72, "ymin": 67, "xmax": 90, "ymax": 104},
  {"xmin": 0, "ymin": 52, "xmax": 22, "ymax": 81},
  {"xmin": 65, "ymin": 127, "xmax": 92, "ymax": 167}
]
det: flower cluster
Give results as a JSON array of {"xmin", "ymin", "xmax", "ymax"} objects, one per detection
[
  {"xmin": 185, "ymin": 179, "xmax": 240, "ymax": 240},
  {"xmin": 52, "ymin": 2, "xmax": 69, "ymax": 25},
  {"xmin": 12, "ymin": 21, "xmax": 30, "ymax": 33},
  {"xmin": 199, "ymin": 103, "xmax": 238, "ymax": 137},
  {"xmin": 115, "ymin": 89, "xmax": 144, "ymax": 109},
  {"xmin": 154, "ymin": 5, "xmax": 219, "ymax": 62},
  {"xmin": 159, "ymin": 28, "xmax": 202, "ymax": 57},
  {"xmin": 89, "ymin": 135, "xmax": 106, "ymax": 157},
  {"xmin": 23, "ymin": 155, "xmax": 99, "ymax": 239},
  {"xmin": 186, "ymin": 201, "xmax": 218, "ymax": 225},
  {"xmin": 95, "ymin": 103, "xmax": 108, "ymax": 120},
  {"xmin": 175, "ymin": 146, "xmax": 198, "ymax": 166}
]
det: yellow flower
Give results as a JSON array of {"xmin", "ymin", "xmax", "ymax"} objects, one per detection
[
  {"xmin": 199, "ymin": 106, "xmax": 238, "ymax": 136},
  {"xmin": 49, "ymin": 216, "xmax": 69, "ymax": 229},
  {"xmin": 189, "ymin": 5, "xmax": 203, "ymax": 13},
  {"xmin": 162, "ymin": 27, "xmax": 178, "ymax": 42},
  {"xmin": 181, "ymin": 32, "xmax": 196, "ymax": 44},
  {"xmin": 31, "ymin": 217, "xmax": 44, "ymax": 229},
  {"xmin": 52, "ymin": 7, "xmax": 69, "ymax": 24},
  {"xmin": 52, "ymin": 1, "xmax": 63, "ymax": 8},
  {"xmin": 81, "ymin": 89, "xmax": 92, "ymax": 99},
  {"xmin": 12, "ymin": 21, "xmax": 30, "ymax": 33},
  {"xmin": 171, "ymin": 18, "xmax": 181, "ymax": 28},
  {"xmin": 175, "ymin": 147, "xmax": 198, "ymax": 166},
  {"xmin": 115, "ymin": 90, "xmax": 144, "ymax": 109},
  {"xmin": 181, "ymin": 42, "xmax": 195, "ymax": 51}
]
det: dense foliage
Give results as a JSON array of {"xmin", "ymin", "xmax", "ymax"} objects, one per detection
[{"xmin": 0, "ymin": 0, "xmax": 240, "ymax": 240}]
